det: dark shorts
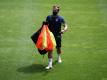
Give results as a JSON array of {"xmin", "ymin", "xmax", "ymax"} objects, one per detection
[{"xmin": 54, "ymin": 35, "xmax": 62, "ymax": 48}]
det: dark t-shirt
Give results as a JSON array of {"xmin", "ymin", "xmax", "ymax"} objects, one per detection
[{"xmin": 46, "ymin": 15, "xmax": 65, "ymax": 36}]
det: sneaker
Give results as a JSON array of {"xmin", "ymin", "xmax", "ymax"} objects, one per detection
[
  {"xmin": 58, "ymin": 58, "xmax": 62, "ymax": 63},
  {"xmin": 45, "ymin": 66, "xmax": 53, "ymax": 70}
]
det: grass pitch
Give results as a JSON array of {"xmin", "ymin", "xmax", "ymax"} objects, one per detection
[{"xmin": 0, "ymin": 0, "xmax": 107, "ymax": 80}]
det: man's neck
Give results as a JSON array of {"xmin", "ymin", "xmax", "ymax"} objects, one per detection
[{"xmin": 52, "ymin": 15, "xmax": 58, "ymax": 17}]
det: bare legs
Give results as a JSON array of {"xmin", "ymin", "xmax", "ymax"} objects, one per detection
[
  {"xmin": 45, "ymin": 47, "xmax": 62, "ymax": 69},
  {"xmin": 57, "ymin": 47, "xmax": 62, "ymax": 63},
  {"xmin": 45, "ymin": 50, "xmax": 53, "ymax": 69}
]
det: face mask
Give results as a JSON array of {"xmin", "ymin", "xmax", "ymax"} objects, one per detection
[{"xmin": 53, "ymin": 12, "xmax": 58, "ymax": 16}]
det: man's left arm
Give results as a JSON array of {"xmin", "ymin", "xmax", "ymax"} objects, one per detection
[
  {"xmin": 60, "ymin": 17, "xmax": 68, "ymax": 34},
  {"xmin": 61, "ymin": 23, "xmax": 68, "ymax": 34}
]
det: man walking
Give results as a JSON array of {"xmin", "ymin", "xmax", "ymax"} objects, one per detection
[{"xmin": 45, "ymin": 5, "xmax": 68, "ymax": 69}]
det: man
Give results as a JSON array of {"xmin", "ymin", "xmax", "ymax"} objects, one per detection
[{"xmin": 45, "ymin": 5, "xmax": 68, "ymax": 69}]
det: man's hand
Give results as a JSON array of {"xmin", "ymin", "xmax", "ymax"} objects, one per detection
[
  {"xmin": 60, "ymin": 23, "xmax": 68, "ymax": 34},
  {"xmin": 60, "ymin": 30, "xmax": 65, "ymax": 34}
]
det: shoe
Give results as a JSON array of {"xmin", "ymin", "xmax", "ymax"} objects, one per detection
[
  {"xmin": 45, "ymin": 58, "xmax": 53, "ymax": 70},
  {"xmin": 58, "ymin": 58, "xmax": 62, "ymax": 63},
  {"xmin": 45, "ymin": 66, "xmax": 53, "ymax": 70}
]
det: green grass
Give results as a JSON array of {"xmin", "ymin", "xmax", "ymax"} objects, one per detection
[{"xmin": 0, "ymin": 0, "xmax": 107, "ymax": 80}]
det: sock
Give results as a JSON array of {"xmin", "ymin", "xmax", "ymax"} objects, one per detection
[
  {"xmin": 48, "ymin": 58, "xmax": 52, "ymax": 67},
  {"xmin": 58, "ymin": 54, "xmax": 61, "ymax": 60}
]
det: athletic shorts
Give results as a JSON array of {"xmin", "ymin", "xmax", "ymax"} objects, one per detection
[{"xmin": 54, "ymin": 35, "xmax": 62, "ymax": 48}]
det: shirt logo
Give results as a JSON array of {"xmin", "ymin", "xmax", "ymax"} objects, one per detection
[{"xmin": 56, "ymin": 19, "xmax": 58, "ymax": 22}]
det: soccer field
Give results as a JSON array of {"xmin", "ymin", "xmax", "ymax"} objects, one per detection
[{"xmin": 0, "ymin": 0, "xmax": 107, "ymax": 80}]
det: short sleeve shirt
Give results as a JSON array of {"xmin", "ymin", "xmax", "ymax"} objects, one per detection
[{"xmin": 46, "ymin": 15, "xmax": 65, "ymax": 36}]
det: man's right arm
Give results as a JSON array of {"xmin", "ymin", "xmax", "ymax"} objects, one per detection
[{"xmin": 46, "ymin": 15, "xmax": 50, "ymax": 22}]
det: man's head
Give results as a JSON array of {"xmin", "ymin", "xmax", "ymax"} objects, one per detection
[{"xmin": 52, "ymin": 5, "xmax": 60, "ymax": 16}]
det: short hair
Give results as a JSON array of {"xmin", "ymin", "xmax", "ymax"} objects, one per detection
[{"xmin": 53, "ymin": 5, "xmax": 60, "ymax": 11}]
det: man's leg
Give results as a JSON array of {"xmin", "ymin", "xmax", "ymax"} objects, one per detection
[
  {"xmin": 55, "ymin": 35, "xmax": 62, "ymax": 63},
  {"xmin": 45, "ymin": 50, "xmax": 53, "ymax": 69},
  {"xmin": 57, "ymin": 47, "xmax": 62, "ymax": 63}
]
